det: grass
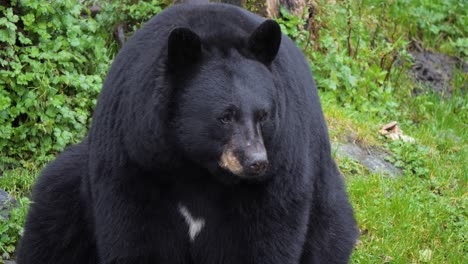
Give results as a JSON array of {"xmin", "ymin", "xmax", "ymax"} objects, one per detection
[
  {"xmin": 0, "ymin": 164, "xmax": 42, "ymax": 198},
  {"xmin": 322, "ymin": 90, "xmax": 467, "ymax": 263},
  {"xmin": 0, "ymin": 165, "xmax": 38, "ymax": 259},
  {"xmin": 348, "ymin": 171, "xmax": 466, "ymax": 263}
]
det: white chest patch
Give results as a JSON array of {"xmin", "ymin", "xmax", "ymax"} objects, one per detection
[{"xmin": 178, "ymin": 204, "xmax": 205, "ymax": 242}]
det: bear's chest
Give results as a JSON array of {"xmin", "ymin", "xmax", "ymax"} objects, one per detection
[{"xmin": 145, "ymin": 181, "xmax": 309, "ymax": 264}]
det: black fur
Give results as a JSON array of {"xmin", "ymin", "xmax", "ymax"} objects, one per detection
[{"xmin": 17, "ymin": 4, "xmax": 358, "ymax": 264}]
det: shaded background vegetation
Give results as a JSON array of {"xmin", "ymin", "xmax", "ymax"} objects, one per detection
[{"xmin": 0, "ymin": 0, "xmax": 466, "ymax": 262}]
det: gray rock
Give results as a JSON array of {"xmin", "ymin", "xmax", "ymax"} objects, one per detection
[
  {"xmin": 333, "ymin": 143, "xmax": 402, "ymax": 178},
  {"xmin": 0, "ymin": 189, "xmax": 17, "ymax": 220}
]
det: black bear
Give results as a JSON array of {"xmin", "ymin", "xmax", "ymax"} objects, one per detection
[{"xmin": 17, "ymin": 3, "xmax": 358, "ymax": 264}]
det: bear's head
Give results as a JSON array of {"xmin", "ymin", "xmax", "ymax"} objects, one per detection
[{"xmin": 167, "ymin": 20, "xmax": 282, "ymax": 183}]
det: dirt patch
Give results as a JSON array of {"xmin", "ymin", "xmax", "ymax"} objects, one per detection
[{"xmin": 409, "ymin": 42, "xmax": 467, "ymax": 97}]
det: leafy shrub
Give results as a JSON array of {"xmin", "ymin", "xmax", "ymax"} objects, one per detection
[
  {"xmin": 277, "ymin": 0, "xmax": 466, "ymax": 118},
  {"xmin": 383, "ymin": 0, "xmax": 467, "ymax": 57},
  {"xmin": 96, "ymin": 0, "xmax": 167, "ymax": 54},
  {"xmin": 0, "ymin": 0, "xmax": 167, "ymax": 169},
  {"xmin": 0, "ymin": 0, "xmax": 109, "ymax": 168},
  {"xmin": 276, "ymin": 6, "xmax": 310, "ymax": 50},
  {"xmin": 385, "ymin": 140, "xmax": 430, "ymax": 178},
  {"xmin": 277, "ymin": 2, "xmax": 409, "ymax": 116}
]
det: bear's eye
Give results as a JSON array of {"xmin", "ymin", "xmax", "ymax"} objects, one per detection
[
  {"xmin": 258, "ymin": 111, "xmax": 268, "ymax": 122},
  {"xmin": 219, "ymin": 112, "xmax": 234, "ymax": 124}
]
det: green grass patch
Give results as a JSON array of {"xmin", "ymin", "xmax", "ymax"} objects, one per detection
[
  {"xmin": 328, "ymin": 90, "xmax": 467, "ymax": 263},
  {"xmin": 347, "ymin": 171, "xmax": 466, "ymax": 263},
  {"xmin": 0, "ymin": 163, "xmax": 42, "ymax": 198},
  {"xmin": 0, "ymin": 166, "xmax": 38, "ymax": 260},
  {"xmin": 320, "ymin": 66, "xmax": 466, "ymax": 262}
]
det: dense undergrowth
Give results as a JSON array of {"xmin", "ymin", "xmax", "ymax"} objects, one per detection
[{"xmin": 0, "ymin": 0, "xmax": 466, "ymax": 262}]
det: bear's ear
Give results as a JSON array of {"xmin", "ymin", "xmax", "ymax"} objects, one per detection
[
  {"xmin": 248, "ymin": 20, "xmax": 282, "ymax": 65},
  {"xmin": 167, "ymin": 28, "xmax": 202, "ymax": 70}
]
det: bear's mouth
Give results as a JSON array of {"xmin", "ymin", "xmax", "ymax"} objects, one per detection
[
  {"xmin": 219, "ymin": 149, "xmax": 244, "ymax": 176},
  {"xmin": 218, "ymin": 144, "xmax": 269, "ymax": 179}
]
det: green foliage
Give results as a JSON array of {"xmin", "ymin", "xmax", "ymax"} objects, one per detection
[
  {"xmin": 0, "ymin": 0, "xmax": 110, "ymax": 168},
  {"xmin": 0, "ymin": 0, "xmax": 167, "ymax": 170},
  {"xmin": 276, "ymin": 6, "xmax": 310, "ymax": 49},
  {"xmin": 277, "ymin": 2, "xmax": 407, "ymax": 116},
  {"xmin": 277, "ymin": 0, "xmax": 466, "ymax": 117},
  {"xmin": 0, "ymin": 197, "xmax": 30, "ymax": 260},
  {"xmin": 0, "ymin": 162, "xmax": 41, "ymax": 197},
  {"xmin": 307, "ymin": 2, "xmax": 466, "ymax": 260},
  {"xmin": 96, "ymin": 0, "xmax": 167, "ymax": 54},
  {"xmin": 382, "ymin": 0, "xmax": 468, "ymax": 56},
  {"xmin": 385, "ymin": 140, "xmax": 430, "ymax": 178},
  {"xmin": 336, "ymin": 156, "xmax": 368, "ymax": 178}
]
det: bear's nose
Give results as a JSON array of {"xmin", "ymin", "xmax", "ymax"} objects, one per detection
[{"xmin": 247, "ymin": 159, "xmax": 269, "ymax": 175}]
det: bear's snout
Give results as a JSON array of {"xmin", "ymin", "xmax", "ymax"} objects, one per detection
[
  {"xmin": 219, "ymin": 140, "xmax": 269, "ymax": 178},
  {"xmin": 242, "ymin": 145, "xmax": 269, "ymax": 176}
]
